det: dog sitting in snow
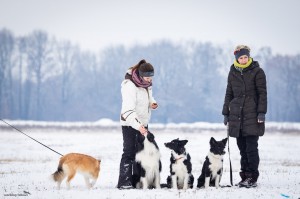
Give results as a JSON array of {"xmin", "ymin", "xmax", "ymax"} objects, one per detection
[
  {"xmin": 132, "ymin": 131, "xmax": 162, "ymax": 189},
  {"xmin": 197, "ymin": 137, "xmax": 227, "ymax": 189},
  {"xmin": 52, "ymin": 153, "xmax": 101, "ymax": 189},
  {"xmin": 164, "ymin": 138, "xmax": 194, "ymax": 189}
]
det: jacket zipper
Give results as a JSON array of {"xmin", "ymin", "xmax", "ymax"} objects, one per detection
[
  {"xmin": 240, "ymin": 71, "xmax": 245, "ymax": 130},
  {"xmin": 146, "ymin": 88, "xmax": 150, "ymax": 113}
]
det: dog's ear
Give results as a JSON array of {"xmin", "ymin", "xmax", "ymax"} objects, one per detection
[
  {"xmin": 147, "ymin": 132, "xmax": 154, "ymax": 142},
  {"xmin": 210, "ymin": 137, "xmax": 216, "ymax": 145},
  {"xmin": 222, "ymin": 138, "xmax": 228, "ymax": 145},
  {"xmin": 181, "ymin": 140, "xmax": 188, "ymax": 146}
]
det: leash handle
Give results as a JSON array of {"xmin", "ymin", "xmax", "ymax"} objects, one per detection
[
  {"xmin": 1, "ymin": 119, "xmax": 63, "ymax": 156},
  {"xmin": 227, "ymin": 125, "xmax": 233, "ymax": 186}
]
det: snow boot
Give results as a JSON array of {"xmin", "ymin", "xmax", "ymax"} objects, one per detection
[
  {"xmin": 118, "ymin": 185, "xmax": 134, "ymax": 190},
  {"xmin": 117, "ymin": 159, "xmax": 134, "ymax": 189},
  {"xmin": 235, "ymin": 172, "xmax": 246, "ymax": 186},
  {"xmin": 239, "ymin": 172, "xmax": 258, "ymax": 188}
]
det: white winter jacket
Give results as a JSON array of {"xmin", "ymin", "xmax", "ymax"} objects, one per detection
[{"xmin": 120, "ymin": 79, "xmax": 156, "ymax": 130}]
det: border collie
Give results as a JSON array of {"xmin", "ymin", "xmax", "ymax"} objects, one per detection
[
  {"xmin": 197, "ymin": 137, "xmax": 227, "ymax": 189},
  {"xmin": 132, "ymin": 131, "xmax": 161, "ymax": 189},
  {"xmin": 164, "ymin": 138, "xmax": 194, "ymax": 189}
]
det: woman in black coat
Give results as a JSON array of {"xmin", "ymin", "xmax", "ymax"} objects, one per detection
[{"xmin": 222, "ymin": 45, "xmax": 267, "ymax": 188}]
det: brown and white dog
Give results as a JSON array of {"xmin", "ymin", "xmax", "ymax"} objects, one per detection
[{"xmin": 51, "ymin": 153, "xmax": 101, "ymax": 189}]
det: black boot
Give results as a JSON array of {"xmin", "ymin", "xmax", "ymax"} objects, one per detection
[
  {"xmin": 239, "ymin": 172, "xmax": 258, "ymax": 188},
  {"xmin": 117, "ymin": 160, "xmax": 134, "ymax": 189},
  {"xmin": 236, "ymin": 172, "xmax": 246, "ymax": 186}
]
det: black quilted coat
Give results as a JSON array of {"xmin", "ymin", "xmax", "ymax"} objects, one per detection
[{"xmin": 222, "ymin": 60, "xmax": 267, "ymax": 137}]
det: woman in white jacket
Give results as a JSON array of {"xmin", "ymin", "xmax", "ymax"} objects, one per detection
[{"xmin": 117, "ymin": 59, "xmax": 158, "ymax": 189}]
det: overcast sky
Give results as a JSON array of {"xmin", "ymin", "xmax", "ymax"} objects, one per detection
[{"xmin": 1, "ymin": 0, "xmax": 300, "ymax": 55}]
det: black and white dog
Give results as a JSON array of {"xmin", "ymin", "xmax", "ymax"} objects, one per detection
[
  {"xmin": 133, "ymin": 131, "xmax": 161, "ymax": 189},
  {"xmin": 164, "ymin": 138, "xmax": 194, "ymax": 189},
  {"xmin": 197, "ymin": 137, "xmax": 228, "ymax": 189}
]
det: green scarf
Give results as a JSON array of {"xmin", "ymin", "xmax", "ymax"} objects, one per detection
[{"xmin": 233, "ymin": 57, "xmax": 253, "ymax": 69}]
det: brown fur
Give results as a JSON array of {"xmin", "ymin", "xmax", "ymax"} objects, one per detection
[{"xmin": 52, "ymin": 153, "xmax": 101, "ymax": 189}]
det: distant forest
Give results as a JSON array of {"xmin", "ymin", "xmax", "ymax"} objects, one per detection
[{"xmin": 0, "ymin": 28, "xmax": 299, "ymax": 123}]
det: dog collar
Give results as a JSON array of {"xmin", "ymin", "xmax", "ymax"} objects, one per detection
[{"xmin": 175, "ymin": 157, "xmax": 184, "ymax": 161}]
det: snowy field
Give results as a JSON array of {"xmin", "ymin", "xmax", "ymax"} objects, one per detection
[{"xmin": 1, "ymin": 120, "xmax": 300, "ymax": 199}]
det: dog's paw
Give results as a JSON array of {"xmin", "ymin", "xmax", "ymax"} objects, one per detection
[{"xmin": 196, "ymin": 186, "xmax": 205, "ymax": 189}]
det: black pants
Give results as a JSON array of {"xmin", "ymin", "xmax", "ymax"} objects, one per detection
[
  {"xmin": 117, "ymin": 126, "xmax": 139, "ymax": 188},
  {"xmin": 236, "ymin": 135, "xmax": 259, "ymax": 176}
]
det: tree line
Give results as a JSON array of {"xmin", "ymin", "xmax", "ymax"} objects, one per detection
[{"xmin": 0, "ymin": 28, "xmax": 299, "ymax": 123}]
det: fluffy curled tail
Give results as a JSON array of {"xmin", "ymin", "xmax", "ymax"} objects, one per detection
[{"xmin": 52, "ymin": 165, "xmax": 64, "ymax": 182}]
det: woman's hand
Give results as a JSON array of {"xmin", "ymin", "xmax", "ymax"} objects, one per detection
[
  {"xmin": 139, "ymin": 125, "xmax": 148, "ymax": 136},
  {"xmin": 224, "ymin": 115, "xmax": 228, "ymax": 126},
  {"xmin": 257, "ymin": 113, "xmax": 265, "ymax": 123},
  {"xmin": 151, "ymin": 103, "xmax": 158, "ymax": 109}
]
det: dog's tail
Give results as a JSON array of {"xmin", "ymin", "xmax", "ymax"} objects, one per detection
[{"xmin": 52, "ymin": 161, "xmax": 65, "ymax": 182}]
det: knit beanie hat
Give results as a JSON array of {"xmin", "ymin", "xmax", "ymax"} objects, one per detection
[
  {"xmin": 234, "ymin": 45, "xmax": 251, "ymax": 60},
  {"xmin": 138, "ymin": 60, "xmax": 154, "ymax": 77}
]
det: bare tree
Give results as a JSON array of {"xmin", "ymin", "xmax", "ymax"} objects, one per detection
[
  {"xmin": 0, "ymin": 29, "xmax": 15, "ymax": 118},
  {"xmin": 55, "ymin": 40, "xmax": 79, "ymax": 119},
  {"xmin": 285, "ymin": 55, "xmax": 300, "ymax": 121},
  {"xmin": 25, "ymin": 30, "xmax": 52, "ymax": 120},
  {"xmin": 15, "ymin": 36, "xmax": 27, "ymax": 119}
]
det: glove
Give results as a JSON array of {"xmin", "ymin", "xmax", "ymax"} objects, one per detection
[
  {"xmin": 223, "ymin": 115, "xmax": 229, "ymax": 126},
  {"xmin": 257, "ymin": 113, "xmax": 265, "ymax": 123}
]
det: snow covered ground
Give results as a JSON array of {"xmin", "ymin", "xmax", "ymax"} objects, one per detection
[{"xmin": 1, "ymin": 120, "xmax": 300, "ymax": 199}]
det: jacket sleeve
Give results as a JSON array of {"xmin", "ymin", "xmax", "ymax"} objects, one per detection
[
  {"xmin": 256, "ymin": 68, "xmax": 267, "ymax": 114},
  {"xmin": 222, "ymin": 73, "xmax": 233, "ymax": 116},
  {"xmin": 148, "ymin": 86, "xmax": 157, "ymax": 109},
  {"xmin": 121, "ymin": 81, "xmax": 142, "ymax": 130}
]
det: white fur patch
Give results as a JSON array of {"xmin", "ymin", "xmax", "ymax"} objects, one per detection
[
  {"xmin": 170, "ymin": 151, "xmax": 189, "ymax": 189},
  {"xmin": 207, "ymin": 152, "xmax": 223, "ymax": 180},
  {"xmin": 135, "ymin": 137, "xmax": 161, "ymax": 187}
]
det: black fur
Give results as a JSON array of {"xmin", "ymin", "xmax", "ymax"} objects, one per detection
[
  {"xmin": 165, "ymin": 138, "xmax": 194, "ymax": 189},
  {"xmin": 132, "ymin": 131, "xmax": 161, "ymax": 189},
  {"xmin": 197, "ymin": 137, "xmax": 227, "ymax": 188}
]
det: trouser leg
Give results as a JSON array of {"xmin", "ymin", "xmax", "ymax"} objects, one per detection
[
  {"xmin": 236, "ymin": 136, "xmax": 248, "ymax": 172},
  {"xmin": 245, "ymin": 136, "xmax": 259, "ymax": 178},
  {"xmin": 117, "ymin": 126, "xmax": 138, "ymax": 188}
]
